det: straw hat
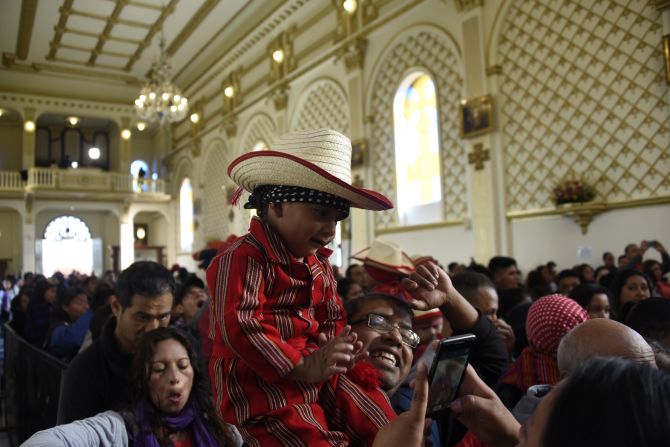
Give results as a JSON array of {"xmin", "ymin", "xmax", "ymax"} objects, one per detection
[
  {"xmin": 228, "ymin": 128, "xmax": 392, "ymax": 210},
  {"xmin": 413, "ymin": 308, "xmax": 443, "ymax": 328},
  {"xmin": 352, "ymin": 239, "xmax": 415, "ymax": 274}
]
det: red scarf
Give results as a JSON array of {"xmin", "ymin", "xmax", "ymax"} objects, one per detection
[{"xmin": 499, "ymin": 346, "xmax": 560, "ymax": 393}]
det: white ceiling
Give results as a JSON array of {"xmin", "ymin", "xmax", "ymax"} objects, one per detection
[{"xmin": 0, "ymin": 0, "xmax": 276, "ymax": 104}]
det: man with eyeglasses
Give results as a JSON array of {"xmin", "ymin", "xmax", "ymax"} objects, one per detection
[
  {"xmin": 59, "ymin": 261, "xmax": 176, "ymax": 423},
  {"xmin": 345, "ymin": 262, "xmax": 508, "ymax": 445}
]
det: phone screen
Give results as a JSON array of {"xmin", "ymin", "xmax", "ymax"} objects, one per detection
[{"xmin": 427, "ymin": 343, "xmax": 471, "ymax": 415}]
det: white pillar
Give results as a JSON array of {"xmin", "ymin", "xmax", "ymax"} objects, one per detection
[
  {"xmin": 120, "ymin": 221, "xmax": 134, "ymax": 270},
  {"xmin": 22, "ymin": 220, "xmax": 35, "ymax": 273}
]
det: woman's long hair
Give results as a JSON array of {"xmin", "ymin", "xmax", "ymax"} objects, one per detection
[{"xmin": 130, "ymin": 327, "xmax": 234, "ymax": 446}]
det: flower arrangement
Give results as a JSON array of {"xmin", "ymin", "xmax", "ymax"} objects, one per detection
[{"xmin": 552, "ymin": 180, "xmax": 595, "ymax": 205}]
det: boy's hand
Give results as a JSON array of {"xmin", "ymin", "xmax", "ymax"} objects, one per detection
[
  {"xmin": 401, "ymin": 263, "xmax": 452, "ymax": 310},
  {"xmin": 287, "ymin": 326, "xmax": 359, "ymax": 383}
]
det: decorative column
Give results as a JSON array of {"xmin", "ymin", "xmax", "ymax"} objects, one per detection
[
  {"xmin": 458, "ymin": 6, "xmax": 503, "ymax": 262},
  {"xmin": 334, "ymin": 0, "xmax": 376, "ymax": 258},
  {"xmin": 119, "ymin": 116, "xmax": 132, "ymax": 174},
  {"xmin": 119, "ymin": 202, "xmax": 134, "ymax": 270},
  {"xmin": 22, "ymin": 196, "xmax": 35, "ymax": 273},
  {"xmin": 22, "ymin": 107, "xmax": 36, "ymax": 170}
]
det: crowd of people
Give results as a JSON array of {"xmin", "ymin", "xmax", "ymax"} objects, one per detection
[{"xmin": 2, "ymin": 128, "xmax": 666, "ymax": 446}]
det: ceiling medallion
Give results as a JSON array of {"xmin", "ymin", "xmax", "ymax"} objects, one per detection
[{"xmin": 134, "ymin": 31, "xmax": 188, "ymax": 124}]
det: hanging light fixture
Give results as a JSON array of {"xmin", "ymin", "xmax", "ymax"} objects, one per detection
[{"xmin": 134, "ymin": 26, "xmax": 188, "ymax": 124}]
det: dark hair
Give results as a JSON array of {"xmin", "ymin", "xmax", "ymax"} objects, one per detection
[
  {"xmin": 624, "ymin": 298, "xmax": 670, "ymax": 345},
  {"xmin": 447, "ymin": 262, "xmax": 459, "ymax": 271},
  {"xmin": 573, "ymin": 264, "xmax": 594, "ymax": 283},
  {"xmin": 451, "ymin": 271, "xmax": 495, "ymax": 304},
  {"xmin": 487, "ymin": 256, "xmax": 517, "ymax": 277},
  {"xmin": 642, "ymin": 259, "xmax": 662, "ymax": 281},
  {"xmin": 617, "ymin": 254, "xmax": 627, "ymax": 263},
  {"xmin": 609, "ymin": 270, "xmax": 652, "ymax": 316},
  {"xmin": 32, "ymin": 278, "xmax": 57, "ymax": 303},
  {"xmin": 91, "ymin": 285, "xmax": 116, "ymax": 312},
  {"xmin": 344, "ymin": 293, "xmax": 414, "ymax": 324},
  {"xmin": 130, "ymin": 327, "xmax": 234, "ymax": 445},
  {"xmin": 58, "ymin": 287, "xmax": 87, "ymax": 309},
  {"xmin": 602, "ymin": 251, "xmax": 613, "ymax": 261},
  {"xmin": 623, "ymin": 243, "xmax": 638, "ymax": 256},
  {"xmin": 543, "ymin": 358, "xmax": 670, "ymax": 447},
  {"xmin": 646, "ymin": 339, "xmax": 670, "ymax": 374},
  {"xmin": 557, "ymin": 269, "xmax": 579, "ymax": 282},
  {"xmin": 568, "ymin": 284, "xmax": 610, "ymax": 312},
  {"xmin": 115, "ymin": 261, "xmax": 175, "ymax": 309},
  {"xmin": 174, "ymin": 275, "xmax": 205, "ymax": 307},
  {"xmin": 337, "ymin": 278, "xmax": 362, "ymax": 301},
  {"xmin": 345, "ymin": 263, "xmax": 362, "ymax": 280}
]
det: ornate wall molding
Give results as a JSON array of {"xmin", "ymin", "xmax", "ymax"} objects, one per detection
[
  {"xmin": 499, "ymin": 0, "xmax": 670, "ymax": 212},
  {"xmin": 368, "ymin": 28, "xmax": 468, "ymax": 229},
  {"xmin": 240, "ymin": 112, "xmax": 277, "ymax": 152},
  {"xmin": 289, "ymin": 78, "xmax": 350, "ymax": 134}
]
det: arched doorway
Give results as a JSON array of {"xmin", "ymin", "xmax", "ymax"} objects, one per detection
[{"xmin": 40, "ymin": 215, "xmax": 98, "ymax": 276}]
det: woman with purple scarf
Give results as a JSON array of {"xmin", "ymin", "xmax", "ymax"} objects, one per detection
[{"xmin": 22, "ymin": 327, "xmax": 241, "ymax": 446}]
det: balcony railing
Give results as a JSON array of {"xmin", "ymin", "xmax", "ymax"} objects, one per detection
[
  {"xmin": 0, "ymin": 168, "xmax": 167, "ymax": 194},
  {"xmin": 0, "ymin": 171, "xmax": 23, "ymax": 190}
]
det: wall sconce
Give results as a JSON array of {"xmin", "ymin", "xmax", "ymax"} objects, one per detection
[
  {"xmin": 272, "ymin": 49, "xmax": 284, "ymax": 64},
  {"xmin": 190, "ymin": 113, "xmax": 200, "ymax": 124},
  {"xmin": 24, "ymin": 120, "xmax": 36, "ymax": 132},
  {"xmin": 66, "ymin": 116, "xmax": 80, "ymax": 126},
  {"xmin": 121, "ymin": 129, "xmax": 132, "ymax": 140},
  {"xmin": 136, "ymin": 122, "xmax": 146, "ymax": 131},
  {"xmin": 268, "ymin": 29, "xmax": 296, "ymax": 83},
  {"xmin": 343, "ymin": 0, "xmax": 357, "ymax": 14}
]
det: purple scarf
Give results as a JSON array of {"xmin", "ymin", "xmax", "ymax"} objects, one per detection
[{"xmin": 132, "ymin": 398, "xmax": 219, "ymax": 447}]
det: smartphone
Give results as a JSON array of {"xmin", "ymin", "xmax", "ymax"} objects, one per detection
[
  {"xmin": 647, "ymin": 240, "xmax": 658, "ymax": 247},
  {"xmin": 426, "ymin": 334, "xmax": 476, "ymax": 417}
]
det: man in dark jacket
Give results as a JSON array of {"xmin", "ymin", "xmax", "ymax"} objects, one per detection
[
  {"xmin": 346, "ymin": 264, "xmax": 508, "ymax": 446},
  {"xmin": 58, "ymin": 261, "xmax": 175, "ymax": 423}
]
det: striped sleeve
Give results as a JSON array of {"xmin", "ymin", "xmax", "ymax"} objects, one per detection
[{"xmin": 207, "ymin": 249, "xmax": 302, "ymax": 383}]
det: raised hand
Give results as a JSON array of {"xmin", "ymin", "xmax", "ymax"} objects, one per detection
[
  {"xmin": 288, "ymin": 325, "xmax": 358, "ymax": 383},
  {"xmin": 401, "ymin": 263, "xmax": 452, "ymax": 310},
  {"xmin": 372, "ymin": 363, "xmax": 430, "ymax": 447}
]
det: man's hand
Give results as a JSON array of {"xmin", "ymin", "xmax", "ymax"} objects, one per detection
[
  {"xmin": 287, "ymin": 326, "xmax": 360, "ymax": 383},
  {"xmin": 449, "ymin": 365, "xmax": 521, "ymax": 447},
  {"xmin": 494, "ymin": 319, "xmax": 516, "ymax": 354},
  {"xmin": 401, "ymin": 263, "xmax": 452, "ymax": 310},
  {"xmin": 373, "ymin": 363, "xmax": 430, "ymax": 447}
]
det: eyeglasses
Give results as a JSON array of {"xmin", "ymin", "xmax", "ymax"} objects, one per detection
[{"xmin": 350, "ymin": 313, "xmax": 420, "ymax": 348}]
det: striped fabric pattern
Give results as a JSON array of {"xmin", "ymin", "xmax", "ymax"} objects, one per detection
[{"xmin": 207, "ymin": 217, "xmax": 395, "ymax": 446}]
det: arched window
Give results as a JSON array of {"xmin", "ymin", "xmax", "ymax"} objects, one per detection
[
  {"xmin": 393, "ymin": 72, "xmax": 442, "ymax": 225},
  {"xmin": 180, "ymin": 178, "xmax": 194, "ymax": 252},
  {"xmin": 130, "ymin": 160, "xmax": 149, "ymax": 192},
  {"xmin": 42, "ymin": 216, "xmax": 93, "ymax": 276}
]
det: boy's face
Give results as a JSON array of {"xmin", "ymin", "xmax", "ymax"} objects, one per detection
[{"xmin": 267, "ymin": 202, "xmax": 347, "ymax": 259}]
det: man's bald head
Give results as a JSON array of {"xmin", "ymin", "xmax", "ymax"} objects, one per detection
[{"xmin": 557, "ymin": 319, "xmax": 656, "ymax": 376}]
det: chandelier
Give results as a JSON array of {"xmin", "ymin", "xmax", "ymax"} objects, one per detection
[{"xmin": 134, "ymin": 33, "xmax": 188, "ymax": 124}]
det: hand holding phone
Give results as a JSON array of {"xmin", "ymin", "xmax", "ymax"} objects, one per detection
[{"xmin": 427, "ymin": 334, "xmax": 476, "ymax": 417}]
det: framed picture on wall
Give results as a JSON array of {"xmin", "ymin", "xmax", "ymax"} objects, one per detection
[
  {"xmin": 351, "ymin": 139, "xmax": 366, "ymax": 168},
  {"xmin": 460, "ymin": 94, "xmax": 494, "ymax": 138}
]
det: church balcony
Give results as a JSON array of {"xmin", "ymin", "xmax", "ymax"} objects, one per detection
[{"xmin": 0, "ymin": 168, "xmax": 170, "ymax": 202}]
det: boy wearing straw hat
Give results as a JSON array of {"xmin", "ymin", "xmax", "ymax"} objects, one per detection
[{"xmin": 207, "ymin": 129, "xmax": 402, "ymax": 446}]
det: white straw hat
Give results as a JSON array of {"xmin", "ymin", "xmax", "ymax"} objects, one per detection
[
  {"xmin": 228, "ymin": 128, "xmax": 392, "ymax": 210},
  {"xmin": 351, "ymin": 239, "xmax": 415, "ymax": 274}
]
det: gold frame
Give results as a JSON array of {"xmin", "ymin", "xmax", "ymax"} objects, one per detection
[
  {"xmin": 460, "ymin": 94, "xmax": 494, "ymax": 138},
  {"xmin": 664, "ymin": 34, "xmax": 670, "ymax": 85},
  {"xmin": 351, "ymin": 139, "xmax": 367, "ymax": 168}
]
